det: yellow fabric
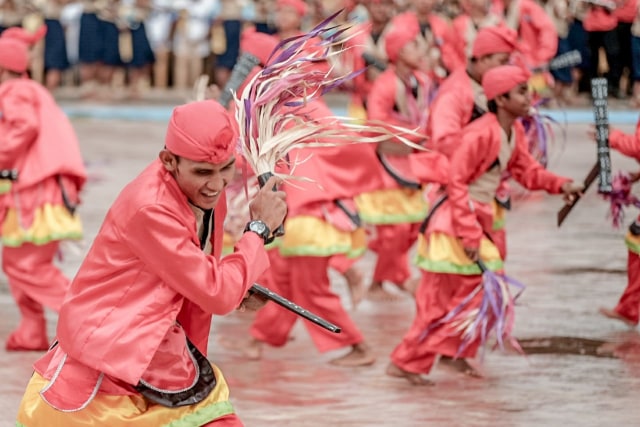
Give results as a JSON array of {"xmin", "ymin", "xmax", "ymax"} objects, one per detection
[
  {"xmin": 626, "ymin": 232, "xmax": 640, "ymax": 255},
  {"xmin": 279, "ymin": 215, "xmax": 366, "ymax": 258},
  {"xmin": 1, "ymin": 203, "xmax": 83, "ymax": 247},
  {"xmin": 355, "ymin": 188, "xmax": 428, "ymax": 224},
  {"xmin": 222, "ymin": 231, "xmax": 235, "ymax": 255},
  {"xmin": 347, "ymin": 101, "xmax": 367, "ymax": 124},
  {"xmin": 414, "ymin": 232, "xmax": 503, "ymax": 275},
  {"xmin": 16, "ymin": 365, "xmax": 235, "ymax": 427},
  {"xmin": 492, "ymin": 199, "xmax": 506, "ymax": 231},
  {"xmin": 0, "ymin": 179, "xmax": 11, "ymax": 194}
]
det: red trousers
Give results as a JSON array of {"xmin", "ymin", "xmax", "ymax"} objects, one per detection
[
  {"xmin": 250, "ymin": 251, "xmax": 363, "ymax": 352},
  {"xmin": 391, "ymin": 271, "xmax": 483, "ymax": 374},
  {"xmin": 2, "ymin": 241, "xmax": 69, "ymax": 350},
  {"xmin": 368, "ymin": 223, "xmax": 420, "ymax": 285},
  {"xmin": 328, "ymin": 253, "xmax": 359, "ymax": 275},
  {"xmin": 492, "ymin": 228, "xmax": 507, "ymax": 261},
  {"xmin": 614, "ymin": 250, "xmax": 640, "ymax": 325}
]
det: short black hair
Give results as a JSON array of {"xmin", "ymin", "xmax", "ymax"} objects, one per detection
[{"xmin": 487, "ymin": 93, "xmax": 510, "ymax": 113}]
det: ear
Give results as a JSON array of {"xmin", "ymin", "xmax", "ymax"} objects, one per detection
[
  {"xmin": 494, "ymin": 94, "xmax": 507, "ymax": 109},
  {"xmin": 159, "ymin": 149, "xmax": 178, "ymax": 172}
]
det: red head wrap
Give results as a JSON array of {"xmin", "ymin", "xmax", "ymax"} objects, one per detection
[
  {"xmin": 276, "ymin": 0, "xmax": 308, "ymax": 16},
  {"xmin": 0, "ymin": 25, "xmax": 47, "ymax": 73},
  {"xmin": 482, "ymin": 64, "xmax": 531, "ymax": 100},
  {"xmin": 165, "ymin": 101, "xmax": 238, "ymax": 164},
  {"xmin": 471, "ymin": 25, "xmax": 518, "ymax": 59}
]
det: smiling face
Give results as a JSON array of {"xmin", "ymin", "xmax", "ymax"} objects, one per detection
[{"xmin": 159, "ymin": 150, "xmax": 236, "ymax": 210}]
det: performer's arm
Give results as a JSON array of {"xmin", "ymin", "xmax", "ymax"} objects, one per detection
[
  {"xmin": 526, "ymin": 1, "xmax": 559, "ymax": 66},
  {"xmin": 428, "ymin": 90, "xmax": 466, "ymax": 158},
  {"xmin": 448, "ymin": 129, "xmax": 485, "ymax": 250},
  {"xmin": 124, "ymin": 205, "xmax": 270, "ymax": 315},
  {"xmin": 509, "ymin": 124, "xmax": 570, "ymax": 193},
  {"xmin": 0, "ymin": 87, "xmax": 39, "ymax": 168},
  {"xmin": 609, "ymin": 125, "xmax": 640, "ymax": 161}
]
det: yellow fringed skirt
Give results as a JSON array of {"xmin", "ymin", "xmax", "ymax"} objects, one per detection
[
  {"xmin": 2, "ymin": 203, "xmax": 83, "ymax": 247},
  {"xmin": 278, "ymin": 215, "xmax": 367, "ymax": 258},
  {"xmin": 414, "ymin": 232, "xmax": 503, "ymax": 275},
  {"xmin": 355, "ymin": 188, "xmax": 428, "ymax": 225},
  {"xmin": 16, "ymin": 365, "xmax": 235, "ymax": 427}
]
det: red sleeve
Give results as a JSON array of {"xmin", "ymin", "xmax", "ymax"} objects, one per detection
[
  {"xmin": 440, "ymin": 24, "xmax": 465, "ymax": 73},
  {"xmin": 428, "ymin": 87, "xmax": 469, "ymax": 157},
  {"xmin": 508, "ymin": 124, "xmax": 569, "ymax": 193},
  {"xmin": 124, "ymin": 205, "xmax": 270, "ymax": 315},
  {"xmin": 408, "ymin": 150, "xmax": 450, "ymax": 185},
  {"xmin": 609, "ymin": 125, "xmax": 640, "ymax": 160},
  {"xmin": 447, "ymin": 126, "xmax": 487, "ymax": 250},
  {"xmin": 526, "ymin": 1, "xmax": 559, "ymax": 65},
  {"xmin": 0, "ymin": 84, "xmax": 39, "ymax": 168}
]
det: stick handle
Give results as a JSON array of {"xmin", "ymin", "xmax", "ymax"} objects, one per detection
[
  {"xmin": 557, "ymin": 162, "xmax": 599, "ymax": 227},
  {"xmin": 257, "ymin": 172, "xmax": 285, "ymax": 239},
  {"xmin": 250, "ymin": 283, "xmax": 342, "ymax": 333}
]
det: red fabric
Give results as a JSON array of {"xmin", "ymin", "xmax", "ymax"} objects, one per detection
[
  {"xmin": 482, "ymin": 64, "xmax": 531, "ymax": 100},
  {"xmin": 426, "ymin": 69, "xmax": 475, "ymax": 157},
  {"xmin": 240, "ymin": 28, "xmax": 279, "ymax": 66},
  {"xmin": 515, "ymin": 0, "xmax": 559, "ymax": 67},
  {"xmin": 471, "ymin": 25, "xmax": 518, "ymax": 59},
  {"xmin": 53, "ymin": 160, "xmax": 269, "ymax": 386},
  {"xmin": 369, "ymin": 223, "xmax": 421, "ymax": 285},
  {"xmin": 276, "ymin": 0, "xmax": 307, "ymax": 16},
  {"xmin": 615, "ymin": 0, "xmax": 638, "ymax": 22},
  {"xmin": 610, "ymin": 120, "xmax": 640, "ymax": 160},
  {"xmin": 250, "ymin": 251, "xmax": 363, "ymax": 352},
  {"xmin": 614, "ymin": 250, "xmax": 640, "ymax": 324},
  {"xmin": 165, "ymin": 100, "xmax": 237, "ymax": 164},
  {"xmin": 204, "ymin": 414, "xmax": 245, "ymax": 426},
  {"xmin": 329, "ymin": 253, "xmax": 360, "ymax": 274},
  {"xmin": 384, "ymin": 21, "xmax": 419, "ymax": 63},
  {"xmin": 0, "ymin": 78, "xmax": 86, "ymax": 191},
  {"xmin": 391, "ymin": 272, "xmax": 483, "ymax": 374},
  {"xmin": 583, "ymin": 7, "xmax": 618, "ymax": 32},
  {"xmin": 448, "ymin": 114, "xmax": 569, "ymax": 249},
  {"xmin": 0, "ymin": 25, "xmax": 46, "ymax": 73},
  {"xmin": 3, "ymin": 242, "xmax": 64, "ymax": 350}
]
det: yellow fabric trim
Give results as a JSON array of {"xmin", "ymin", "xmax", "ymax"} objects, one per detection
[
  {"xmin": 279, "ymin": 216, "xmax": 366, "ymax": 258},
  {"xmin": 414, "ymin": 232, "xmax": 503, "ymax": 275},
  {"xmin": 626, "ymin": 232, "xmax": 640, "ymax": 254},
  {"xmin": 16, "ymin": 365, "xmax": 235, "ymax": 427},
  {"xmin": 347, "ymin": 102, "xmax": 367, "ymax": 123},
  {"xmin": 492, "ymin": 199, "xmax": 506, "ymax": 231},
  {"xmin": 355, "ymin": 188, "xmax": 428, "ymax": 224},
  {"xmin": 2, "ymin": 204, "xmax": 83, "ymax": 247}
]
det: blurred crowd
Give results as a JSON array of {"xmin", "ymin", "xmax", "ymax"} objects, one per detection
[{"xmin": 1, "ymin": 0, "xmax": 639, "ymax": 104}]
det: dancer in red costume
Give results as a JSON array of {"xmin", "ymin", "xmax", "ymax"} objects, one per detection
[
  {"xmin": 387, "ymin": 65, "xmax": 583, "ymax": 385},
  {"xmin": 354, "ymin": 16, "xmax": 436, "ymax": 300},
  {"xmin": 427, "ymin": 25, "xmax": 517, "ymax": 260},
  {"xmin": 0, "ymin": 26, "xmax": 87, "ymax": 352},
  {"xmin": 16, "ymin": 100, "xmax": 287, "ymax": 426},
  {"xmin": 595, "ymin": 119, "xmax": 640, "ymax": 327}
]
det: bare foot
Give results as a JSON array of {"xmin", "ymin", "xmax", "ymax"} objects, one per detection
[
  {"xmin": 343, "ymin": 266, "xmax": 366, "ymax": 308},
  {"xmin": 366, "ymin": 281, "xmax": 403, "ymax": 302},
  {"xmin": 330, "ymin": 343, "xmax": 376, "ymax": 367},
  {"xmin": 599, "ymin": 307, "xmax": 638, "ymax": 328},
  {"xmin": 385, "ymin": 362, "xmax": 434, "ymax": 386},
  {"xmin": 438, "ymin": 356, "xmax": 484, "ymax": 378},
  {"xmin": 218, "ymin": 337, "xmax": 264, "ymax": 360}
]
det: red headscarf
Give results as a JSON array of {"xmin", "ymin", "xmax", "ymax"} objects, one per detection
[
  {"xmin": 471, "ymin": 25, "xmax": 518, "ymax": 59},
  {"xmin": 0, "ymin": 25, "xmax": 47, "ymax": 73},
  {"xmin": 385, "ymin": 13, "xmax": 420, "ymax": 63},
  {"xmin": 240, "ymin": 28, "xmax": 280, "ymax": 67},
  {"xmin": 277, "ymin": 0, "xmax": 308, "ymax": 16},
  {"xmin": 482, "ymin": 65, "xmax": 531, "ymax": 100},
  {"xmin": 165, "ymin": 101, "xmax": 238, "ymax": 164}
]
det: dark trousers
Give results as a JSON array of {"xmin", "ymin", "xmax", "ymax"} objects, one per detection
[{"xmin": 588, "ymin": 29, "xmax": 622, "ymax": 93}]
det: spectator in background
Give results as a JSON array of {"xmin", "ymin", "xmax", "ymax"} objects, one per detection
[
  {"xmin": 545, "ymin": 0, "xmax": 574, "ymax": 105},
  {"xmin": 43, "ymin": 1, "xmax": 71, "ymax": 91},
  {"xmin": 615, "ymin": 0, "xmax": 637, "ymax": 97}
]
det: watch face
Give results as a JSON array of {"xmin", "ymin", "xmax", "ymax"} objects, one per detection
[{"xmin": 251, "ymin": 221, "xmax": 267, "ymax": 235}]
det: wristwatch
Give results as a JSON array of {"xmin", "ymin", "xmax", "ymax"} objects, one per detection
[{"xmin": 244, "ymin": 220, "xmax": 271, "ymax": 244}]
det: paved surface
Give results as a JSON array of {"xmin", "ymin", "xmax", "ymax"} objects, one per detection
[{"xmin": 1, "ymin": 113, "xmax": 640, "ymax": 426}]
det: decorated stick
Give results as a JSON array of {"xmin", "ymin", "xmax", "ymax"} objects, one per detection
[
  {"xmin": 250, "ymin": 283, "xmax": 341, "ymax": 333},
  {"xmin": 592, "ymin": 78, "xmax": 613, "ymax": 193},
  {"xmin": 557, "ymin": 78, "xmax": 612, "ymax": 226},
  {"xmin": 218, "ymin": 52, "xmax": 261, "ymax": 108},
  {"xmin": 532, "ymin": 50, "xmax": 582, "ymax": 73}
]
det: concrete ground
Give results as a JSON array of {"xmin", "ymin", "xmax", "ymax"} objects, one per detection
[{"xmin": 1, "ymin": 113, "xmax": 640, "ymax": 426}]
